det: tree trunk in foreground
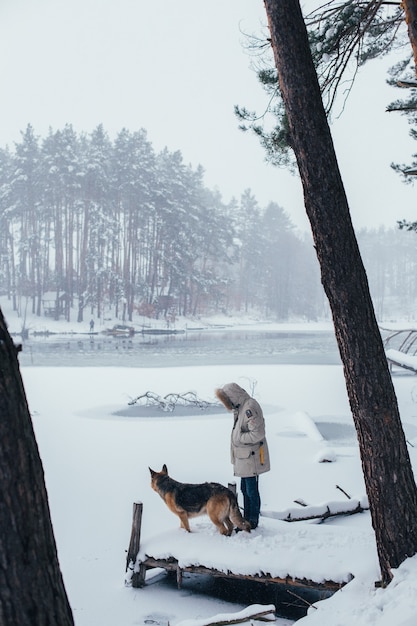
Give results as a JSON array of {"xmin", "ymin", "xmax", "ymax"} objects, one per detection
[
  {"xmin": 0, "ymin": 307, "xmax": 74, "ymax": 625},
  {"xmin": 402, "ymin": 0, "xmax": 417, "ymax": 74},
  {"xmin": 263, "ymin": 0, "xmax": 417, "ymax": 586}
]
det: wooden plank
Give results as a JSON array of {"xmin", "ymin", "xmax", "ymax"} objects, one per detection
[{"xmin": 139, "ymin": 555, "xmax": 348, "ymax": 592}]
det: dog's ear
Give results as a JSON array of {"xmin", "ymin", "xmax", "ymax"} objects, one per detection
[
  {"xmin": 149, "ymin": 467, "xmax": 156, "ymax": 478},
  {"xmin": 162, "ymin": 464, "xmax": 168, "ymax": 474}
]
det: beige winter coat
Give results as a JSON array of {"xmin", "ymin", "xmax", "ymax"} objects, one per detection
[{"xmin": 216, "ymin": 383, "xmax": 270, "ymax": 478}]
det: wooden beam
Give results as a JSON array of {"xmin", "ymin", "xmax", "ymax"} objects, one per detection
[
  {"xmin": 139, "ymin": 556, "xmax": 349, "ymax": 592},
  {"xmin": 126, "ymin": 502, "xmax": 143, "ymax": 588}
]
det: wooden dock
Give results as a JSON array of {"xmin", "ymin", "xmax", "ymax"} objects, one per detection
[{"xmin": 125, "ymin": 502, "xmax": 350, "ymax": 593}]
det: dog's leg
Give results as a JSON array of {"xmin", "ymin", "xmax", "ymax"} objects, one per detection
[
  {"xmin": 177, "ymin": 511, "xmax": 191, "ymax": 532},
  {"xmin": 208, "ymin": 514, "xmax": 230, "ymax": 535},
  {"xmin": 206, "ymin": 500, "xmax": 231, "ymax": 536},
  {"xmin": 164, "ymin": 493, "xmax": 192, "ymax": 532},
  {"xmin": 229, "ymin": 495, "xmax": 251, "ymax": 533},
  {"xmin": 224, "ymin": 516, "xmax": 234, "ymax": 536}
]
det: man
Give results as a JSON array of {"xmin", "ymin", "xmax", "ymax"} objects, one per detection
[{"xmin": 215, "ymin": 382, "xmax": 270, "ymax": 529}]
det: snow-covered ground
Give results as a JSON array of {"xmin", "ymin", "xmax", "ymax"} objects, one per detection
[
  {"xmin": 8, "ymin": 303, "xmax": 335, "ymax": 335},
  {"xmin": 4, "ymin": 299, "xmax": 417, "ymax": 625}
]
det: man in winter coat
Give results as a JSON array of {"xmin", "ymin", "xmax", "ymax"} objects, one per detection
[{"xmin": 215, "ymin": 382, "xmax": 270, "ymax": 529}]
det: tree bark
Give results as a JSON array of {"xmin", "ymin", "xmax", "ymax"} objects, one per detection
[
  {"xmin": 0, "ymin": 307, "xmax": 74, "ymax": 624},
  {"xmin": 402, "ymin": 0, "xmax": 417, "ymax": 74},
  {"xmin": 263, "ymin": 0, "xmax": 417, "ymax": 586}
]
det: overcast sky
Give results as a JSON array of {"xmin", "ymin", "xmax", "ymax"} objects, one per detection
[{"xmin": 1, "ymin": 0, "xmax": 416, "ymax": 232}]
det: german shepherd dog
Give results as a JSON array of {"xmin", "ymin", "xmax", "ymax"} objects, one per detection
[{"xmin": 149, "ymin": 464, "xmax": 251, "ymax": 536}]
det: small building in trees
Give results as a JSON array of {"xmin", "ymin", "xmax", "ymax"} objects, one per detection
[{"xmin": 42, "ymin": 292, "xmax": 70, "ymax": 318}]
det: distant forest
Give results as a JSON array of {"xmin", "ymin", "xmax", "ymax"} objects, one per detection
[{"xmin": 0, "ymin": 124, "xmax": 416, "ymax": 324}]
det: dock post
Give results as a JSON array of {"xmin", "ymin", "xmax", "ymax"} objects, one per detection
[
  {"xmin": 126, "ymin": 501, "xmax": 144, "ymax": 588},
  {"xmin": 176, "ymin": 565, "xmax": 183, "ymax": 589}
]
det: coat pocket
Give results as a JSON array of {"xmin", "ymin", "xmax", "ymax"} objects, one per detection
[{"xmin": 234, "ymin": 447, "xmax": 253, "ymax": 459}]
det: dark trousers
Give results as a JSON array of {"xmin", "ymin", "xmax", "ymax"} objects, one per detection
[{"xmin": 241, "ymin": 476, "xmax": 260, "ymax": 525}]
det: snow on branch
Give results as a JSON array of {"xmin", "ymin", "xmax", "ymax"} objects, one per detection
[
  {"xmin": 174, "ymin": 604, "xmax": 276, "ymax": 626},
  {"xmin": 127, "ymin": 390, "xmax": 220, "ymax": 412},
  {"xmin": 262, "ymin": 496, "xmax": 369, "ymax": 523}
]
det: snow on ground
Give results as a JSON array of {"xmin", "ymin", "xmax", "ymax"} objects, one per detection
[
  {"xmin": 4, "ymin": 296, "xmax": 334, "ymax": 336},
  {"xmin": 4, "ymin": 299, "xmax": 417, "ymax": 625}
]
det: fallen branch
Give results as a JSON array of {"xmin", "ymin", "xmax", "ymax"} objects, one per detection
[
  {"xmin": 262, "ymin": 498, "xmax": 368, "ymax": 523},
  {"xmin": 174, "ymin": 604, "xmax": 276, "ymax": 626},
  {"xmin": 397, "ymin": 80, "xmax": 417, "ymax": 88},
  {"xmin": 286, "ymin": 589, "xmax": 318, "ymax": 611},
  {"xmin": 335, "ymin": 485, "xmax": 351, "ymax": 500},
  {"xmin": 127, "ymin": 390, "xmax": 220, "ymax": 412}
]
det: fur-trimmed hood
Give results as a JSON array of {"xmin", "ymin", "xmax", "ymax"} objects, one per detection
[
  {"xmin": 215, "ymin": 383, "xmax": 250, "ymax": 411},
  {"xmin": 216, "ymin": 382, "xmax": 270, "ymax": 478}
]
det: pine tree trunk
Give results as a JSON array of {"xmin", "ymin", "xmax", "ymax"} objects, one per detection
[
  {"xmin": 263, "ymin": 0, "xmax": 417, "ymax": 585},
  {"xmin": 402, "ymin": 0, "xmax": 417, "ymax": 74},
  {"xmin": 0, "ymin": 307, "xmax": 74, "ymax": 624}
]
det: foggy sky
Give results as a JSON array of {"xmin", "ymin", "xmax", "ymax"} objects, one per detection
[{"xmin": 1, "ymin": 0, "xmax": 416, "ymax": 232}]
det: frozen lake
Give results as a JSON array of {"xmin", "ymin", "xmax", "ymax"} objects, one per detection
[{"xmin": 17, "ymin": 328, "xmax": 340, "ymax": 367}]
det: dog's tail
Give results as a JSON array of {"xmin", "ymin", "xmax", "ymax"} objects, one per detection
[{"xmin": 228, "ymin": 492, "xmax": 251, "ymax": 532}]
